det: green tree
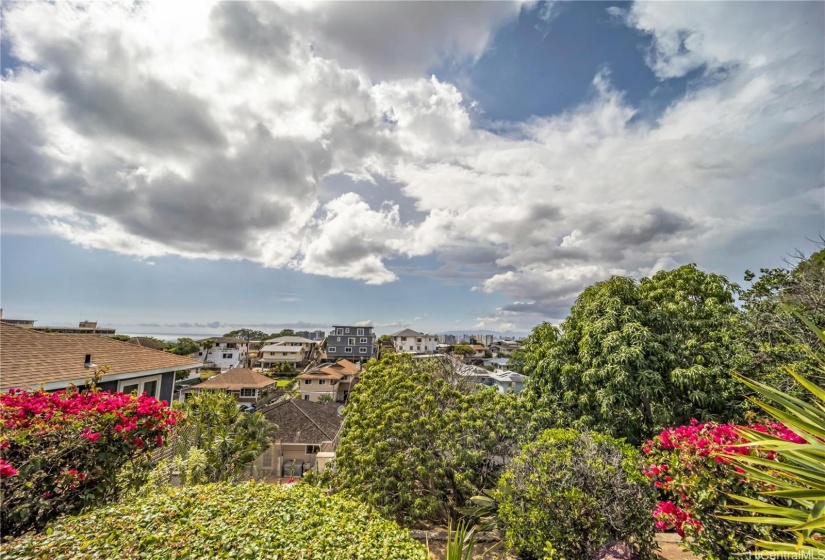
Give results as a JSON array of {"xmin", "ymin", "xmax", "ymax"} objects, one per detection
[
  {"xmin": 167, "ymin": 337, "xmax": 200, "ymax": 356},
  {"xmin": 108, "ymin": 334, "xmax": 132, "ymax": 342},
  {"xmin": 180, "ymin": 391, "xmax": 277, "ymax": 482},
  {"xmin": 376, "ymin": 335, "xmax": 392, "ymax": 344},
  {"xmin": 526, "ymin": 264, "xmax": 746, "ymax": 445},
  {"xmin": 334, "ymin": 354, "xmax": 527, "ymax": 525},
  {"xmin": 223, "ymin": 328, "xmax": 268, "ymax": 341},
  {"xmin": 267, "ymin": 329, "xmax": 295, "ymax": 339},
  {"xmin": 451, "ymin": 344, "xmax": 475, "ymax": 358},
  {"xmin": 740, "ymin": 248, "xmax": 825, "ymax": 394}
]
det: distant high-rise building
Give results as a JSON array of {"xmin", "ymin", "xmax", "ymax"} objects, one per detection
[{"xmin": 295, "ymin": 330, "xmax": 326, "ymax": 341}]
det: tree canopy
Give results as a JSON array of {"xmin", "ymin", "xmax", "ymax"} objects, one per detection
[
  {"xmin": 740, "ymin": 248, "xmax": 825, "ymax": 393},
  {"xmin": 223, "ymin": 328, "xmax": 268, "ymax": 341},
  {"xmin": 167, "ymin": 337, "xmax": 199, "ymax": 356},
  {"xmin": 334, "ymin": 354, "xmax": 527, "ymax": 525},
  {"xmin": 525, "ymin": 264, "xmax": 746, "ymax": 445}
]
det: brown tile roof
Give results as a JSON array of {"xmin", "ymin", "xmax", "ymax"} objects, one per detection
[
  {"xmin": 297, "ymin": 370, "xmax": 343, "ymax": 380},
  {"xmin": 259, "ymin": 399, "xmax": 343, "ymax": 444},
  {"xmin": 298, "ymin": 359, "xmax": 359, "ymax": 380},
  {"xmin": 0, "ymin": 323, "xmax": 201, "ymax": 391},
  {"xmin": 186, "ymin": 368, "xmax": 276, "ymax": 391}
]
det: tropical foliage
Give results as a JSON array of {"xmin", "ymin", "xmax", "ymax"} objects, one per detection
[
  {"xmin": 496, "ymin": 428, "xmax": 657, "ymax": 560},
  {"xmin": 0, "ymin": 388, "xmax": 179, "ymax": 537},
  {"xmin": 177, "ymin": 390, "xmax": 277, "ymax": 483},
  {"xmin": 721, "ymin": 318, "xmax": 825, "ymax": 555},
  {"xmin": 0, "ymin": 482, "xmax": 427, "ymax": 560},
  {"xmin": 334, "ymin": 353, "xmax": 527, "ymax": 524},
  {"xmin": 525, "ymin": 264, "xmax": 747, "ymax": 444}
]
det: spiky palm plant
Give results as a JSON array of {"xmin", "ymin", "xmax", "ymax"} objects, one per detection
[{"xmin": 720, "ymin": 315, "xmax": 824, "ymax": 555}]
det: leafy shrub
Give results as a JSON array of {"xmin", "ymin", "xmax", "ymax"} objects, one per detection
[
  {"xmin": 643, "ymin": 419, "xmax": 802, "ymax": 558},
  {"xmin": 496, "ymin": 428, "xmax": 657, "ymax": 560},
  {"xmin": 0, "ymin": 482, "xmax": 428, "ymax": 559},
  {"xmin": 0, "ymin": 388, "xmax": 179, "ymax": 537}
]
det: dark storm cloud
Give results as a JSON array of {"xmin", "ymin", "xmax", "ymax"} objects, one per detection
[{"xmin": 42, "ymin": 40, "xmax": 225, "ymax": 154}]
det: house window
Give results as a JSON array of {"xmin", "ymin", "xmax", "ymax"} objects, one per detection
[
  {"xmin": 303, "ymin": 395, "xmax": 310, "ymax": 400},
  {"xmin": 360, "ymin": 338, "xmax": 367, "ymax": 344},
  {"xmin": 118, "ymin": 375, "xmax": 161, "ymax": 399},
  {"xmin": 240, "ymin": 388, "xmax": 256, "ymax": 397},
  {"xmin": 357, "ymin": 328, "xmax": 364, "ymax": 336},
  {"xmin": 347, "ymin": 338, "xmax": 355, "ymax": 345},
  {"xmin": 359, "ymin": 347, "xmax": 367, "ymax": 353},
  {"xmin": 345, "ymin": 328, "xmax": 350, "ymax": 334},
  {"xmin": 328, "ymin": 346, "xmax": 336, "ymax": 352},
  {"xmin": 306, "ymin": 445, "xmax": 320, "ymax": 455},
  {"xmin": 222, "ymin": 353, "xmax": 233, "ymax": 359},
  {"xmin": 304, "ymin": 379, "xmax": 312, "ymax": 385},
  {"xmin": 262, "ymin": 451, "xmax": 272, "ymax": 468},
  {"xmin": 344, "ymin": 347, "xmax": 352, "ymax": 353},
  {"xmin": 319, "ymin": 380, "xmax": 326, "ymax": 385},
  {"xmin": 336, "ymin": 328, "xmax": 343, "ymax": 335}
]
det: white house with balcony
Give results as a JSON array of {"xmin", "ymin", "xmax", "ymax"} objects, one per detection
[
  {"xmin": 196, "ymin": 337, "xmax": 249, "ymax": 371},
  {"xmin": 258, "ymin": 336, "xmax": 316, "ymax": 366},
  {"xmin": 389, "ymin": 329, "xmax": 439, "ymax": 354}
]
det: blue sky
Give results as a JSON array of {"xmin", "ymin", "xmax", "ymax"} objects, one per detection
[{"xmin": 1, "ymin": 1, "xmax": 823, "ymax": 337}]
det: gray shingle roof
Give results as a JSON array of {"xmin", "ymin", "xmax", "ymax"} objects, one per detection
[{"xmin": 259, "ymin": 399, "xmax": 343, "ymax": 444}]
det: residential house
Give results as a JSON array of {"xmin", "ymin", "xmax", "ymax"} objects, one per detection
[
  {"xmin": 469, "ymin": 344, "xmax": 487, "ymax": 359},
  {"xmin": 486, "ymin": 371, "xmax": 526, "ymax": 394},
  {"xmin": 180, "ymin": 367, "xmax": 277, "ymax": 406},
  {"xmin": 388, "ymin": 329, "xmax": 438, "ymax": 354},
  {"xmin": 297, "ymin": 359, "xmax": 359, "ymax": 402},
  {"xmin": 326, "ymin": 325, "xmax": 375, "ymax": 362},
  {"xmin": 0, "ymin": 323, "xmax": 201, "ymax": 403},
  {"xmin": 440, "ymin": 354, "xmax": 526, "ymax": 394},
  {"xmin": 482, "ymin": 357, "xmax": 510, "ymax": 371},
  {"xmin": 249, "ymin": 399, "xmax": 343, "ymax": 480},
  {"xmin": 258, "ymin": 336, "xmax": 317, "ymax": 367},
  {"xmin": 491, "ymin": 340, "xmax": 522, "ymax": 356},
  {"xmin": 196, "ymin": 337, "xmax": 249, "ymax": 371}
]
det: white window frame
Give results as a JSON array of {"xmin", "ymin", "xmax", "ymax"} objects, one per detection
[
  {"xmin": 344, "ymin": 347, "xmax": 352, "ymax": 353},
  {"xmin": 347, "ymin": 337, "xmax": 355, "ymax": 345},
  {"xmin": 328, "ymin": 346, "xmax": 336, "ymax": 352},
  {"xmin": 118, "ymin": 375, "xmax": 162, "ymax": 398},
  {"xmin": 359, "ymin": 347, "xmax": 367, "ymax": 353},
  {"xmin": 318, "ymin": 379, "xmax": 326, "ymax": 385},
  {"xmin": 240, "ymin": 388, "xmax": 256, "ymax": 397},
  {"xmin": 336, "ymin": 328, "xmax": 343, "ymax": 335},
  {"xmin": 360, "ymin": 338, "xmax": 367, "ymax": 344},
  {"xmin": 304, "ymin": 379, "xmax": 312, "ymax": 385},
  {"xmin": 357, "ymin": 328, "xmax": 364, "ymax": 336},
  {"xmin": 345, "ymin": 328, "xmax": 350, "ymax": 334}
]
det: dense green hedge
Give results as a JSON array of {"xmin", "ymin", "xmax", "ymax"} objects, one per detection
[{"xmin": 1, "ymin": 482, "xmax": 427, "ymax": 560}]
